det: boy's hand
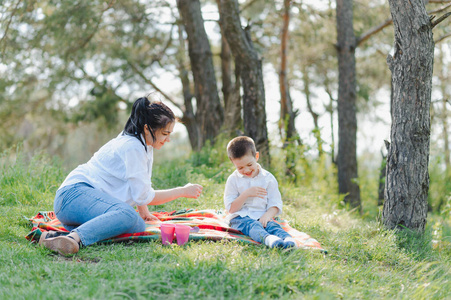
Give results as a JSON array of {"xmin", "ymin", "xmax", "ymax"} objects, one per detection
[
  {"xmin": 182, "ymin": 183, "xmax": 203, "ymax": 199},
  {"xmin": 259, "ymin": 214, "xmax": 272, "ymax": 227},
  {"xmin": 245, "ymin": 187, "xmax": 267, "ymax": 199},
  {"xmin": 259, "ymin": 207, "xmax": 279, "ymax": 227}
]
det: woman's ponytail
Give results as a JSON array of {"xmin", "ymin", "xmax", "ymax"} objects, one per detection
[{"xmin": 123, "ymin": 96, "xmax": 175, "ymax": 149}]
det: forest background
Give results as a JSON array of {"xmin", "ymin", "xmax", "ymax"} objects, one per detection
[
  {"xmin": 1, "ymin": 0, "xmax": 451, "ymax": 298},
  {"xmin": 1, "ymin": 0, "xmax": 450, "ymax": 220}
]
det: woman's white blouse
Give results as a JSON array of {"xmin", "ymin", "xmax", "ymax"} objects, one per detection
[
  {"xmin": 224, "ymin": 164, "xmax": 283, "ymax": 222},
  {"xmin": 59, "ymin": 133, "xmax": 155, "ymax": 207}
]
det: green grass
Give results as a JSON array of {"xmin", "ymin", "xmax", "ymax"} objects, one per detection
[{"xmin": 0, "ymin": 147, "xmax": 450, "ymax": 299}]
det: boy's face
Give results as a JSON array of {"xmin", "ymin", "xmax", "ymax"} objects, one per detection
[{"xmin": 231, "ymin": 152, "xmax": 260, "ymax": 178}]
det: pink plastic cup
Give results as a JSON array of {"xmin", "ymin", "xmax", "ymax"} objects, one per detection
[
  {"xmin": 160, "ymin": 223, "xmax": 175, "ymax": 245},
  {"xmin": 175, "ymin": 224, "xmax": 191, "ymax": 246}
]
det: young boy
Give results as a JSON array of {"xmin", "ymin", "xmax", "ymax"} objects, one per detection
[{"xmin": 224, "ymin": 136, "xmax": 296, "ymax": 249}]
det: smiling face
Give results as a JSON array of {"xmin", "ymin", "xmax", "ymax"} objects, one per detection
[
  {"xmin": 144, "ymin": 122, "xmax": 175, "ymax": 149},
  {"xmin": 230, "ymin": 152, "xmax": 260, "ymax": 178}
]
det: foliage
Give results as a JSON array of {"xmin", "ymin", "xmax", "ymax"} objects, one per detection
[
  {"xmin": 187, "ymin": 137, "xmax": 232, "ymax": 184},
  {"xmin": 0, "ymin": 147, "xmax": 65, "ymax": 207},
  {"xmin": 0, "ymin": 0, "xmax": 176, "ymax": 153},
  {"xmin": 428, "ymin": 156, "xmax": 451, "ymax": 216}
]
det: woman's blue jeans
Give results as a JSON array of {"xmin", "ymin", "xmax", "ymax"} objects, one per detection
[
  {"xmin": 229, "ymin": 216, "xmax": 291, "ymax": 244},
  {"xmin": 54, "ymin": 182, "xmax": 146, "ymax": 246}
]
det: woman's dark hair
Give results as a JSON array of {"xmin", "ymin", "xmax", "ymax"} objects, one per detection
[{"xmin": 123, "ymin": 97, "xmax": 175, "ymax": 149}]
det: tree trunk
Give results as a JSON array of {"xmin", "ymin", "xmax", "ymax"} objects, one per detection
[
  {"xmin": 176, "ymin": 22, "xmax": 202, "ymax": 151},
  {"xmin": 217, "ymin": 0, "xmax": 242, "ymax": 134},
  {"xmin": 279, "ymin": 0, "xmax": 297, "ymax": 142},
  {"xmin": 177, "ymin": 0, "xmax": 224, "ymax": 147},
  {"xmin": 219, "ymin": 0, "xmax": 270, "ymax": 167},
  {"xmin": 336, "ymin": 0, "xmax": 361, "ymax": 211},
  {"xmin": 378, "ymin": 144, "xmax": 388, "ymax": 206},
  {"xmin": 279, "ymin": 0, "xmax": 299, "ymax": 179},
  {"xmin": 383, "ymin": 0, "xmax": 434, "ymax": 232},
  {"xmin": 303, "ymin": 65, "xmax": 323, "ymax": 157},
  {"xmin": 324, "ymin": 74, "xmax": 336, "ymax": 165},
  {"xmin": 437, "ymin": 44, "xmax": 450, "ymax": 172}
]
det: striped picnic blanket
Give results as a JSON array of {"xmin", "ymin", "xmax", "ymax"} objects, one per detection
[{"xmin": 26, "ymin": 209, "xmax": 326, "ymax": 253}]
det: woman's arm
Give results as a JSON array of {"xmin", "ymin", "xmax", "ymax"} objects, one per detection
[
  {"xmin": 149, "ymin": 183, "xmax": 203, "ymax": 205},
  {"xmin": 137, "ymin": 205, "xmax": 159, "ymax": 221}
]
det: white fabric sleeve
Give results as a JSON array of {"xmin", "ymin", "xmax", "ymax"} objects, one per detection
[
  {"xmin": 123, "ymin": 147, "xmax": 155, "ymax": 206},
  {"xmin": 224, "ymin": 175, "xmax": 239, "ymax": 212},
  {"xmin": 266, "ymin": 175, "xmax": 283, "ymax": 216}
]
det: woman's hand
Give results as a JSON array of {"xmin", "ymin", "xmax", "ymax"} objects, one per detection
[
  {"xmin": 137, "ymin": 205, "xmax": 160, "ymax": 222},
  {"xmin": 182, "ymin": 183, "xmax": 203, "ymax": 199}
]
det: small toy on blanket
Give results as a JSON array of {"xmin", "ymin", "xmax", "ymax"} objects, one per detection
[{"xmin": 26, "ymin": 209, "xmax": 327, "ymax": 253}]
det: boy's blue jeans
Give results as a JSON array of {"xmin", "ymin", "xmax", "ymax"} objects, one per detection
[
  {"xmin": 54, "ymin": 182, "xmax": 146, "ymax": 246},
  {"xmin": 229, "ymin": 215, "xmax": 291, "ymax": 244}
]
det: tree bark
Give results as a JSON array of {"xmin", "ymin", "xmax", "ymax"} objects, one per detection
[
  {"xmin": 219, "ymin": 0, "xmax": 270, "ymax": 166},
  {"xmin": 279, "ymin": 0, "xmax": 299, "ymax": 179},
  {"xmin": 217, "ymin": 0, "xmax": 242, "ymax": 134},
  {"xmin": 383, "ymin": 0, "xmax": 434, "ymax": 232},
  {"xmin": 279, "ymin": 0, "xmax": 297, "ymax": 142},
  {"xmin": 437, "ymin": 44, "xmax": 450, "ymax": 172},
  {"xmin": 177, "ymin": 0, "xmax": 224, "ymax": 147},
  {"xmin": 303, "ymin": 65, "xmax": 323, "ymax": 157},
  {"xmin": 176, "ymin": 21, "xmax": 202, "ymax": 151},
  {"xmin": 336, "ymin": 0, "xmax": 361, "ymax": 211}
]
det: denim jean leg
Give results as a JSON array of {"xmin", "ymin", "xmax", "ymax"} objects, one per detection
[
  {"xmin": 54, "ymin": 183, "xmax": 146, "ymax": 246},
  {"xmin": 264, "ymin": 221, "xmax": 291, "ymax": 240},
  {"xmin": 230, "ymin": 216, "xmax": 269, "ymax": 244}
]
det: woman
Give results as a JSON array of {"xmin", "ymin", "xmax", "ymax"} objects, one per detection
[{"xmin": 40, "ymin": 96, "xmax": 203, "ymax": 255}]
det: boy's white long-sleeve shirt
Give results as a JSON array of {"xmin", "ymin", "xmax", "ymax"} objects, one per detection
[
  {"xmin": 224, "ymin": 164, "xmax": 283, "ymax": 222},
  {"xmin": 59, "ymin": 133, "xmax": 155, "ymax": 207}
]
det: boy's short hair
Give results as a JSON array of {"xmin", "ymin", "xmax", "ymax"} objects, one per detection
[{"xmin": 227, "ymin": 136, "xmax": 256, "ymax": 159}]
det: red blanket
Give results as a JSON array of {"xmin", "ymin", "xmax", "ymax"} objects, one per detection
[{"xmin": 26, "ymin": 209, "xmax": 326, "ymax": 252}]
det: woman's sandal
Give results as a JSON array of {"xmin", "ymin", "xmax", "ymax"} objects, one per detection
[{"xmin": 40, "ymin": 233, "xmax": 80, "ymax": 256}]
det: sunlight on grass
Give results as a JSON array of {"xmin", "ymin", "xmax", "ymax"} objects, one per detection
[{"xmin": 0, "ymin": 146, "xmax": 450, "ymax": 299}]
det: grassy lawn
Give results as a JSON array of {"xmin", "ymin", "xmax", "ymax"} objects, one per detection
[{"xmin": 0, "ymin": 148, "xmax": 450, "ymax": 299}]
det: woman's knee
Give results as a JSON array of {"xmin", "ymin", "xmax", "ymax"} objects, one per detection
[{"xmin": 120, "ymin": 205, "xmax": 146, "ymax": 232}]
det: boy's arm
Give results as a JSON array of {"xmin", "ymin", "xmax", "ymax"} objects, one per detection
[
  {"xmin": 266, "ymin": 175, "xmax": 283, "ymax": 216},
  {"xmin": 259, "ymin": 173, "xmax": 283, "ymax": 227},
  {"xmin": 259, "ymin": 206, "xmax": 279, "ymax": 227},
  {"xmin": 229, "ymin": 187, "xmax": 267, "ymax": 213},
  {"xmin": 224, "ymin": 176, "xmax": 267, "ymax": 214}
]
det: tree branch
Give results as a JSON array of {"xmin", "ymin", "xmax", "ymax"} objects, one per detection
[
  {"xmin": 126, "ymin": 59, "xmax": 182, "ymax": 111},
  {"xmin": 356, "ymin": 17, "xmax": 393, "ymax": 47},
  {"xmin": 150, "ymin": 23, "xmax": 174, "ymax": 65},
  {"xmin": 65, "ymin": 0, "xmax": 115, "ymax": 57},
  {"xmin": 0, "ymin": 0, "xmax": 22, "ymax": 58},
  {"xmin": 435, "ymin": 32, "xmax": 451, "ymax": 43},
  {"xmin": 431, "ymin": 11, "xmax": 451, "ymax": 28},
  {"xmin": 428, "ymin": 2, "xmax": 451, "ymax": 14},
  {"xmin": 356, "ymin": 3, "xmax": 451, "ymax": 47},
  {"xmin": 240, "ymin": 0, "xmax": 260, "ymax": 12}
]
